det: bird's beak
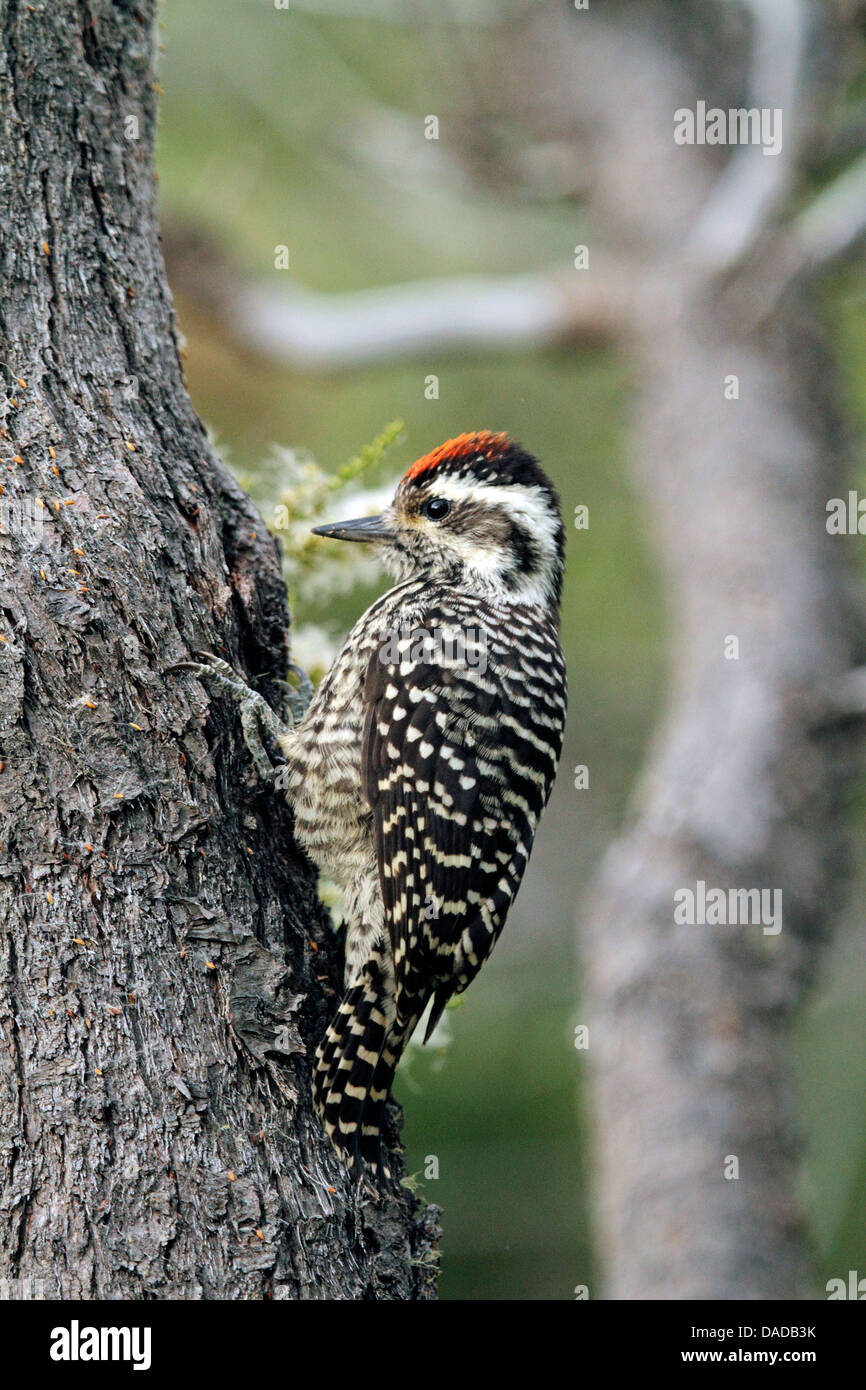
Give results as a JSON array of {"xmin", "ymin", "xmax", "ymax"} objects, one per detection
[{"xmin": 312, "ymin": 512, "xmax": 396, "ymax": 543}]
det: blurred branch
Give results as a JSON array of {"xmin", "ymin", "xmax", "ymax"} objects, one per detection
[
  {"xmin": 236, "ymin": 0, "xmax": 526, "ymax": 22},
  {"xmin": 164, "ymin": 227, "xmax": 627, "ymax": 368},
  {"xmin": 166, "ymin": 0, "xmax": 861, "ymax": 381},
  {"xmin": 232, "ymin": 272, "xmax": 623, "ymax": 367},
  {"xmin": 687, "ymin": 0, "xmax": 812, "ymax": 273},
  {"xmin": 793, "ymin": 152, "xmax": 866, "ymax": 270}
]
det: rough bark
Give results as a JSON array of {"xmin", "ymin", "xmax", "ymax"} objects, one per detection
[{"xmin": 0, "ymin": 0, "xmax": 437, "ymax": 1300}]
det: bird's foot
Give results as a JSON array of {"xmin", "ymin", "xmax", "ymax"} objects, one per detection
[{"xmin": 170, "ymin": 651, "xmax": 295, "ymax": 785}]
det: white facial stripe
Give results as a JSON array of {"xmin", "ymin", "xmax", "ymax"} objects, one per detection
[
  {"xmin": 410, "ymin": 475, "xmax": 561, "ymax": 603},
  {"xmin": 424, "ymin": 478, "xmax": 560, "ymax": 554}
]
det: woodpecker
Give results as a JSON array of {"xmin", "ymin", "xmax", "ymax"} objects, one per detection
[{"xmin": 179, "ymin": 432, "xmax": 567, "ymax": 1180}]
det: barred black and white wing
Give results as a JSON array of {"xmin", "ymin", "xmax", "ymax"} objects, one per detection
[
  {"xmin": 362, "ymin": 598, "xmax": 567, "ymax": 1041},
  {"xmin": 313, "ymin": 596, "xmax": 566, "ymax": 1177}
]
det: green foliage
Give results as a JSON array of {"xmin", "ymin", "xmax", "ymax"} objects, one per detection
[{"xmin": 332, "ymin": 418, "xmax": 405, "ymax": 490}]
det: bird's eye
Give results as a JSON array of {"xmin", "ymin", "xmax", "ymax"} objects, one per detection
[{"xmin": 422, "ymin": 497, "xmax": 451, "ymax": 521}]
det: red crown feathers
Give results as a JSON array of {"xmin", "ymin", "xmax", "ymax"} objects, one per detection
[{"xmin": 404, "ymin": 431, "xmax": 509, "ymax": 481}]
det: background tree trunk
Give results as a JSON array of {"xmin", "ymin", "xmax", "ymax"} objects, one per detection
[
  {"xmin": 0, "ymin": 0, "xmax": 437, "ymax": 1300},
  {"xmin": 584, "ymin": 276, "xmax": 854, "ymax": 1300},
  {"xmin": 521, "ymin": 1, "xmax": 860, "ymax": 1299}
]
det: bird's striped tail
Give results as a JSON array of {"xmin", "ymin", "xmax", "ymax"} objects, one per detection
[{"xmin": 313, "ymin": 951, "xmax": 417, "ymax": 1180}]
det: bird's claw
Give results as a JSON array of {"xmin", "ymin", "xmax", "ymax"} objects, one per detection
[{"xmin": 169, "ymin": 651, "xmax": 297, "ymax": 786}]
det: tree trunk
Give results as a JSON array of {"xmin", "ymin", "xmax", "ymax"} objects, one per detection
[
  {"xmin": 0, "ymin": 0, "xmax": 437, "ymax": 1300},
  {"xmin": 584, "ymin": 278, "xmax": 854, "ymax": 1300}
]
